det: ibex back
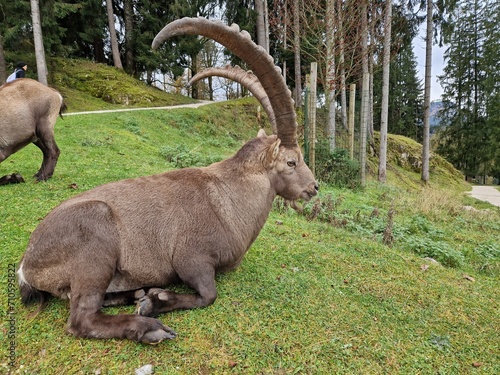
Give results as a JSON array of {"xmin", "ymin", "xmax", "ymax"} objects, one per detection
[{"xmin": 18, "ymin": 18, "xmax": 318, "ymax": 344}]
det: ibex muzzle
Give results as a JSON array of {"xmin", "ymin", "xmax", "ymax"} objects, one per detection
[{"xmin": 18, "ymin": 18, "xmax": 318, "ymax": 344}]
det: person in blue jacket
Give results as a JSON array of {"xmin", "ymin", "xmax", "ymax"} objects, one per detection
[{"xmin": 6, "ymin": 61, "xmax": 27, "ymax": 82}]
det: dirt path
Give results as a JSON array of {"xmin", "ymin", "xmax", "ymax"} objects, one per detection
[
  {"xmin": 469, "ymin": 185, "xmax": 500, "ymax": 207},
  {"xmin": 65, "ymin": 101, "xmax": 214, "ymax": 116}
]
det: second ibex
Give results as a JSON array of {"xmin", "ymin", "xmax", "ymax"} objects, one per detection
[{"xmin": 17, "ymin": 17, "xmax": 319, "ymax": 344}]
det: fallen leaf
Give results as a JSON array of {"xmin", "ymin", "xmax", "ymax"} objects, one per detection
[
  {"xmin": 69, "ymin": 183, "xmax": 79, "ymax": 190},
  {"xmin": 463, "ymin": 274, "xmax": 475, "ymax": 282},
  {"xmin": 229, "ymin": 361, "xmax": 238, "ymax": 368},
  {"xmin": 472, "ymin": 362, "xmax": 482, "ymax": 368},
  {"xmin": 421, "ymin": 264, "xmax": 429, "ymax": 272}
]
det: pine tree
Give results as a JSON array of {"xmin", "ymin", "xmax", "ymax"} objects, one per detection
[
  {"xmin": 436, "ymin": 0, "xmax": 489, "ymax": 179},
  {"xmin": 482, "ymin": 0, "xmax": 500, "ymax": 179}
]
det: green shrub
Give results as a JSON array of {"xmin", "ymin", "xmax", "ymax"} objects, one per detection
[
  {"xmin": 159, "ymin": 144, "xmax": 222, "ymax": 168},
  {"xmin": 314, "ymin": 140, "xmax": 361, "ymax": 189},
  {"xmin": 401, "ymin": 237, "xmax": 464, "ymax": 267}
]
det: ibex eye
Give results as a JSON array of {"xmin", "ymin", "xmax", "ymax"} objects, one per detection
[{"xmin": 287, "ymin": 161, "xmax": 296, "ymax": 167}]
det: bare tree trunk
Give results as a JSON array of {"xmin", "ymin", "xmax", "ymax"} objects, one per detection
[
  {"xmin": 359, "ymin": 0, "xmax": 369, "ymax": 186},
  {"xmin": 349, "ymin": 84, "xmax": 356, "ymax": 159},
  {"xmin": 367, "ymin": 2, "xmax": 376, "ymax": 154},
  {"xmin": 124, "ymin": 0, "xmax": 134, "ymax": 75},
  {"xmin": 326, "ymin": 0, "xmax": 336, "ymax": 150},
  {"xmin": 378, "ymin": 0, "xmax": 392, "ymax": 183},
  {"xmin": 0, "ymin": 33, "xmax": 7, "ymax": 83},
  {"xmin": 308, "ymin": 62, "xmax": 318, "ymax": 175},
  {"xmin": 293, "ymin": 0, "xmax": 302, "ymax": 107},
  {"xmin": 256, "ymin": 0, "xmax": 269, "ymax": 52},
  {"xmin": 106, "ymin": 0, "xmax": 123, "ymax": 69},
  {"xmin": 338, "ymin": 0, "xmax": 348, "ymax": 131},
  {"xmin": 30, "ymin": 0, "xmax": 48, "ymax": 85},
  {"xmin": 368, "ymin": 49, "xmax": 375, "ymax": 154},
  {"xmin": 421, "ymin": 0, "xmax": 433, "ymax": 183},
  {"xmin": 283, "ymin": 3, "xmax": 287, "ymax": 84}
]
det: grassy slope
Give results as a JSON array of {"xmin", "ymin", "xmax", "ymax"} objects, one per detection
[{"xmin": 1, "ymin": 61, "xmax": 499, "ymax": 374}]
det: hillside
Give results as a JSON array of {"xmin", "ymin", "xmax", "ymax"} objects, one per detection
[
  {"xmin": 49, "ymin": 58, "xmax": 196, "ymax": 112},
  {"xmin": 46, "ymin": 58, "xmax": 466, "ymax": 193},
  {"xmin": 1, "ymin": 60, "xmax": 498, "ymax": 374}
]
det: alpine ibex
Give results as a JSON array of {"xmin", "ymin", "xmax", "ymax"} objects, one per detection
[
  {"xmin": 0, "ymin": 78, "xmax": 66, "ymax": 184},
  {"xmin": 18, "ymin": 17, "xmax": 319, "ymax": 344}
]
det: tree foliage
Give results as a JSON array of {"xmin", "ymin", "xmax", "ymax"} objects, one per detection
[
  {"xmin": 436, "ymin": 0, "xmax": 499, "ymax": 180},
  {"xmin": 3, "ymin": 0, "xmax": 496, "ymax": 182}
]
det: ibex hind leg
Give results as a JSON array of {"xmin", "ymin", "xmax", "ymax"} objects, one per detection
[
  {"xmin": 32, "ymin": 120, "xmax": 60, "ymax": 181},
  {"xmin": 63, "ymin": 202, "xmax": 176, "ymax": 344},
  {"xmin": 68, "ymin": 270, "xmax": 176, "ymax": 344}
]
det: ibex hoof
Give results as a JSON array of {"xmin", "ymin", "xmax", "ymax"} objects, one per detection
[
  {"xmin": 141, "ymin": 323, "xmax": 177, "ymax": 345},
  {"xmin": 0, "ymin": 173, "xmax": 25, "ymax": 185},
  {"xmin": 136, "ymin": 288, "xmax": 170, "ymax": 317}
]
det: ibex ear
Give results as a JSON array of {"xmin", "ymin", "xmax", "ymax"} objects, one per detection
[
  {"xmin": 266, "ymin": 138, "xmax": 281, "ymax": 164},
  {"xmin": 257, "ymin": 128, "xmax": 267, "ymax": 138}
]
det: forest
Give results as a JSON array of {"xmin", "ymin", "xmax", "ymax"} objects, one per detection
[{"xmin": 0, "ymin": 0, "xmax": 499, "ymax": 181}]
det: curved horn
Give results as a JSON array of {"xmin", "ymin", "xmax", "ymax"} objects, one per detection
[
  {"xmin": 187, "ymin": 65, "xmax": 277, "ymax": 133},
  {"xmin": 152, "ymin": 17, "xmax": 297, "ymax": 147}
]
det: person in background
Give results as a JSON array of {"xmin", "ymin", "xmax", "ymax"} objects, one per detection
[{"xmin": 6, "ymin": 61, "xmax": 27, "ymax": 82}]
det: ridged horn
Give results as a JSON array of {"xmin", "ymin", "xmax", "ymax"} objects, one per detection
[
  {"xmin": 152, "ymin": 17, "xmax": 297, "ymax": 147},
  {"xmin": 187, "ymin": 65, "xmax": 277, "ymax": 134}
]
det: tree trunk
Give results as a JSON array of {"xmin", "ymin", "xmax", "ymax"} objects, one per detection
[
  {"xmin": 308, "ymin": 62, "xmax": 318, "ymax": 175},
  {"xmin": 0, "ymin": 33, "xmax": 7, "ymax": 83},
  {"xmin": 326, "ymin": 0, "xmax": 336, "ymax": 150},
  {"xmin": 191, "ymin": 54, "xmax": 199, "ymax": 99},
  {"xmin": 124, "ymin": 0, "xmax": 135, "ymax": 75},
  {"xmin": 283, "ymin": 3, "xmax": 287, "ymax": 84},
  {"xmin": 30, "ymin": 0, "xmax": 48, "ymax": 85},
  {"xmin": 255, "ymin": 0, "xmax": 269, "ymax": 52},
  {"xmin": 349, "ymin": 84, "xmax": 356, "ymax": 160},
  {"xmin": 106, "ymin": 0, "xmax": 123, "ymax": 69},
  {"xmin": 421, "ymin": 0, "xmax": 433, "ymax": 183},
  {"xmin": 338, "ymin": 0, "xmax": 348, "ymax": 131},
  {"xmin": 293, "ymin": 0, "xmax": 302, "ymax": 107},
  {"xmin": 378, "ymin": 0, "xmax": 392, "ymax": 183},
  {"xmin": 359, "ymin": 0, "xmax": 369, "ymax": 186}
]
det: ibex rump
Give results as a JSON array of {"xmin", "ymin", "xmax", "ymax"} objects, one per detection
[
  {"xmin": 18, "ymin": 18, "xmax": 318, "ymax": 344},
  {"xmin": 0, "ymin": 78, "xmax": 65, "ymax": 184}
]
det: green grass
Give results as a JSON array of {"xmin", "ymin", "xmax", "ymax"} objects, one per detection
[{"xmin": 1, "ymin": 93, "xmax": 499, "ymax": 373}]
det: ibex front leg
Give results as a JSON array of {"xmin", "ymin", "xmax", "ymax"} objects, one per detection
[{"xmin": 136, "ymin": 259, "xmax": 217, "ymax": 317}]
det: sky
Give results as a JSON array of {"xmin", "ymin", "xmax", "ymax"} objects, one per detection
[{"xmin": 413, "ymin": 28, "xmax": 447, "ymax": 102}]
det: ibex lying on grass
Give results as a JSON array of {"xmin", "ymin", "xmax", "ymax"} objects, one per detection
[
  {"xmin": 18, "ymin": 17, "xmax": 319, "ymax": 344},
  {"xmin": 0, "ymin": 78, "xmax": 66, "ymax": 185}
]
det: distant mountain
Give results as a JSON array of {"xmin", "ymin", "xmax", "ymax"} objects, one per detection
[{"xmin": 430, "ymin": 101, "xmax": 443, "ymax": 130}]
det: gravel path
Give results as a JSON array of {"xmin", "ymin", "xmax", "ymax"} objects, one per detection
[
  {"xmin": 469, "ymin": 185, "xmax": 500, "ymax": 207},
  {"xmin": 65, "ymin": 101, "xmax": 214, "ymax": 116}
]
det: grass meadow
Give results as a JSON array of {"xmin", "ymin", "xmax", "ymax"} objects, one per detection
[{"xmin": 1, "ymin": 98, "xmax": 499, "ymax": 374}]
